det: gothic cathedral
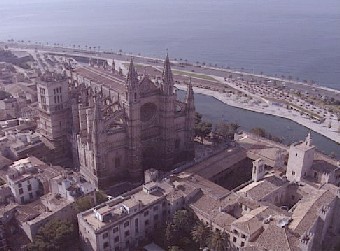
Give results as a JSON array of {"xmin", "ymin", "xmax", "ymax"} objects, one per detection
[{"xmin": 38, "ymin": 54, "xmax": 195, "ymax": 188}]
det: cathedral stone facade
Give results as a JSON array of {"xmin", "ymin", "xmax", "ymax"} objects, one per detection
[{"xmin": 37, "ymin": 54, "xmax": 195, "ymax": 188}]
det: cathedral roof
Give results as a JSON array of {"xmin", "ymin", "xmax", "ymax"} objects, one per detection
[
  {"xmin": 74, "ymin": 66, "xmax": 127, "ymax": 94},
  {"xmin": 139, "ymin": 75, "xmax": 160, "ymax": 95}
]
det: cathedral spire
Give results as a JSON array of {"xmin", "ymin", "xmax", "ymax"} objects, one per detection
[
  {"xmin": 162, "ymin": 52, "xmax": 174, "ymax": 87},
  {"xmin": 186, "ymin": 78, "xmax": 194, "ymax": 110},
  {"xmin": 162, "ymin": 52, "xmax": 174, "ymax": 95},
  {"xmin": 126, "ymin": 58, "xmax": 138, "ymax": 88}
]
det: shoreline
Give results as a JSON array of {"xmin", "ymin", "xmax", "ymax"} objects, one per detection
[
  {"xmin": 2, "ymin": 41, "xmax": 340, "ymax": 93},
  {"xmin": 175, "ymin": 84, "xmax": 340, "ymax": 145}
]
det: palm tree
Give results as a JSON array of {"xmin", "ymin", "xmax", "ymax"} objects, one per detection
[
  {"xmin": 192, "ymin": 223, "xmax": 209, "ymax": 249},
  {"xmin": 209, "ymin": 231, "xmax": 230, "ymax": 251}
]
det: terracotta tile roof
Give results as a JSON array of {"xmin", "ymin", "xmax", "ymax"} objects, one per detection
[
  {"xmin": 256, "ymin": 224, "xmax": 297, "ymax": 251},
  {"xmin": 311, "ymin": 160, "xmax": 339, "ymax": 174},
  {"xmin": 290, "ymin": 189, "xmax": 336, "ymax": 235},
  {"xmin": 238, "ymin": 175, "xmax": 287, "ymax": 201},
  {"xmin": 212, "ymin": 212, "xmax": 236, "ymax": 232},
  {"xmin": 232, "ymin": 212, "xmax": 263, "ymax": 235}
]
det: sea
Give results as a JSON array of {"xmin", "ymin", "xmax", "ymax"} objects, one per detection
[
  {"xmin": 0, "ymin": 0, "xmax": 339, "ymax": 90},
  {"xmin": 0, "ymin": 0, "xmax": 339, "ymax": 157}
]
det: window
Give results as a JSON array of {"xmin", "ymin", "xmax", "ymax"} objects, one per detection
[
  {"xmin": 153, "ymin": 205, "xmax": 158, "ymax": 211},
  {"xmin": 114, "ymin": 236, "xmax": 119, "ymax": 243},
  {"xmin": 233, "ymin": 237, "xmax": 237, "ymax": 243},
  {"xmin": 18, "ymin": 183, "xmax": 22, "ymax": 188},
  {"xmin": 20, "ymin": 196, "xmax": 24, "ymax": 204},
  {"xmin": 292, "ymin": 171, "xmax": 295, "ymax": 176},
  {"xmin": 144, "ymin": 210, "xmax": 149, "ymax": 217},
  {"xmin": 241, "ymin": 242, "xmax": 245, "ymax": 247},
  {"xmin": 154, "ymin": 214, "xmax": 159, "ymax": 221},
  {"xmin": 103, "ymin": 242, "xmax": 109, "ymax": 249},
  {"xmin": 145, "ymin": 220, "xmax": 149, "ymax": 226},
  {"xmin": 124, "ymin": 231, "xmax": 130, "ymax": 237},
  {"xmin": 103, "ymin": 232, "xmax": 109, "ymax": 239},
  {"xmin": 113, "ymin": 227, "xmax": 118, "ymax": 234},
  {"xmin": 124, "ymin": 221, "xmax": 129, "ymax": 227},
  {"xmin": 241, "ymin": 234, "xmax": 246, "ymax": 238},
  {"xmin": 29, "ymin": 193, "xmax": 33, "ymax": 199},
  {"xmin": 19, "ymin": 188, "xmax": 23, "ymax": 194},
  {"xmin": 28, "ymin": 184, "xmax": 32, "ymax": 191}
]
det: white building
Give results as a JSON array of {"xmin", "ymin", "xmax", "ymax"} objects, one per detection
[
  {"xmin": 50, "ymin": 172, "xmax": 96, "ymax": 202},
  {"xmin": 78, "ymin": 172, "xmax": 200, "ymax": 251},
  {"xmin": 6, "ymin": 158, "xmax": 41, "ymax": 204},
  {"xmin": 5, "ymin": 157, "xmax": 62, "ymax": 204}
]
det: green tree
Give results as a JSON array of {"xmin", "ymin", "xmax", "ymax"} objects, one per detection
[
  {"xmin": 27, "ymin": 220, "xmax": 77, "ymax": 251},
  {"xmin": 191, "ymin": 222, "xmax": 210, "ymax": 249},
  {"xmin": 195, "ymin": 112, "xmax": 203, "ymax": 125},
  {"xmin": 165, "ymin": 209, "xmax": 199, "ymax": 250},
  {"xmin": 74, "ymin": 190, "xmax": 108, "ymax": 212},
  {"xmin": 169, "ymin": 246, "xmax": 183, "ymax": 251},
  {"xmin": 215, "ymin": 122, "xmax": 239, "ymax": 140},
  {"xmin": 195, "ymin": 121, "xmax": 212, "ymax": 143},
  {"xmin": 194, "ymin": 112, "xmax": 212, "ymax": 143},
  {"xmin": 250, "ymin": 127, "xmax": 266, "ymax": 138},
  {"xmin": 209, "ymin": 231, "xmax": 230, "ymax": 251}
]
